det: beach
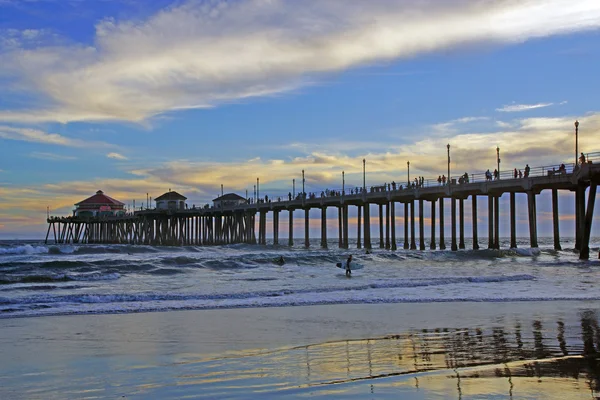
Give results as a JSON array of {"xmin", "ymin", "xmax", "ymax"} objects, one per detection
[{"xmin": 2, "ymin": 301, "xmax": 600, "ymax": 399}]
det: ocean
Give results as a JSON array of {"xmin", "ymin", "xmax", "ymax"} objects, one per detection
[{"xmin": 2, "ymin": 237, "xmax": 599, "ymax": 320}]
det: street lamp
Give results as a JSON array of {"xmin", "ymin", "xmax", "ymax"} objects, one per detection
[
  {"xmin": 302, "ymin": 170, "xmax": 305, "ymax": 195},
  {"xmin": 362, "ymin": 159, "xmax": 366, "ymax": 191},
  {"xmin": 496, "ymin": 146, "xmax": 500, "ymax": 180},
  {"xmin": 221, "ymin": 184, "xmax": 223, "ymax": 197},
  {"xmin": 253, "ymin": 185, "xmax": 256, "ymax": 203},
  {"xmin": 447, "ymin": 144, "xmax": 451, "ymax": 184},
  {"xmin": 342, "ymin": 171, "xmax": 345, "ymax": 195},
  {"xmin": 293, "ymin": 178, "xmax": 295, "ymax": 198},
  {"xmin": 256, "ymin": 178, "xmax": 259, "ymax": 202},
  {"xmin": 575, "ymin": 120, "xmax": 579, "ymax": 165},
  {"xmin": 407, "ymin": 161, "xmax": 410, "ymax": 185}
]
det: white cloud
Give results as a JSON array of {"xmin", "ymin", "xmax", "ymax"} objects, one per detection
[
  {"xmin": 0, "ymin": 125, "xmax": 113, "ymax": 147},
  {"xmin": 29, "ymin": 151, "xmax": 77, "ymax": 161},
  {"xmin": 0, "ymin": 0, "xmax": 600, "ymax": 124},
  {"xmin": 496, "ymin": 102, "xmax": 554, "ymax": 112},
  {"xmin": 107, "ymin": 152, "xmax": 128, "ymax": 160}
]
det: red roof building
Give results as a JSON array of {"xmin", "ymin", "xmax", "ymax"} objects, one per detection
[{"xmin": 74, "ymin": 190, "xmax": 125, "ymax": 217}]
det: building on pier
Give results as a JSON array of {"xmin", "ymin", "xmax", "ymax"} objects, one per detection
[
  {"xmin": 155, "ymin": 190, "xmax": 187, "ymax": 211},
  {"xmin": 213, "ymin": 193, "xmax": 246, "ymax": 208},
  {"xmin": 73, "ymin": 190, "xmax": 125, "ymax": 217}
]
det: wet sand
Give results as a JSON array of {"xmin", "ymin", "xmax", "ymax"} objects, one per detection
[{"xmin": 1, "ymin": 301, "xmax": 600, "ymax": 399}]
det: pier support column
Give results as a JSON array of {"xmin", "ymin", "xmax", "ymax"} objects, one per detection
[
  {"xmin": 527, "ymin": 191, "xmax": 538, "ymax": 248},
  {"xmin": 488, "ymin": 196, "xmax": 494, "ymax": 249},
  {"xmin": 580, "ymin": 183, "xmax": 597, "ymax": 260},
  {"xmin": 385, "ymin": 203, "xmax": 390, "ymax": 250},
  {"xmin": 439, "ymin": 198, "xmax": 446, "ymax": 250},
  {"xmin": 404, "ymin": 203, "xmax": 409, "ymax": 249},
  {"xmin": 391, "ymin": 202, "xmax": 397, "ymax": 250},
  {"xmin": 510, "ymin": 193, "xmax": 517, "ymax": 248},
  {"xmin": 430, "ymin": 200, "xmax": 436, "ymax": 250},
  {"xmin": 338, "ymin": 207, "xmax": 343, "ymax": 248},
  {"xmin": 321, "ymin": 207, "xmax": 328, "ymax": 249},
  {"xmin": 575, "ymin": 186, "xmax": 585, "ymax": 251},
  {"xmin": 419, "ymin": 199, "xmax": 425, "ymax": 250},
  {"xmin": 379, "ymin": 204, "xmax": 384, "ymax": 249},
  {"xmin": 494, "ymin": 196, "xmax": 500, "ymax": 250},
  {"xmin": 410, "ymin": 201, "xmax": 417, "ymax": 250},
  {"xmin": 472, "ymin": 196, "xmax": 479, "ymax": 250},
  {"xmin": 459, "ymin": 198, "xmax": 465, "ymax": 249},
  {"xmin": 451, "ymin": 197, "xmax": 458, "ymax": 251},
  {"xmin": 288, "ymin": 210, "xmax": 294, "ymax": 246},
  {"xmin": 304, "ymin": 209, "xmax": 310, "ymax": 248},
  {"xmin": 552, "ymin": 189, "xmax": 561, "ymax": 251},
  {"xmin": 343, "ymin": 205, "xmax": 349, "ymax": 249},
  {"xmin": 364, "ymin": 203, "xmax": 372, "ymax": 250},
  {"xmin": 273, "ymin": 211, "xmax": 279, "ymax": 245},
  {"xmin": 357, "ymin": 205, "xmax": 362, "ymax": 249}
]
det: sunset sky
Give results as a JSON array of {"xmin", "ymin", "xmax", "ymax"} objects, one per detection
[{"xmin": 1, "ymin": 0, "xmax": 600, "ymax": 239}]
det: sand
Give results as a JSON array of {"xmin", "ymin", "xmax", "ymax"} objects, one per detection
[{"xmin": 1, "ymin": 301, "xmax": 599, "ymax": 399}]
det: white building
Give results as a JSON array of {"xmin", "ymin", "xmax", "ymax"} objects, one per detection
[
  {"xmin": 213, "ymin": 193, "xmax": 247, "ymax": 208},
  {"xmin": 155, "ymin": 191, "xmax": 187, "ymax": 211}
]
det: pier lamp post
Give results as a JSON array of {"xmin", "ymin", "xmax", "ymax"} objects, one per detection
[
  {"xmin": 447, "ymin": 144, "xmax": 451, "ymax": 184},
  {"xmin": 146, "ymin": 193, "xmax": 149, "ymax": 209},
  {"xmin": 293, "ymin": 179, "xmax": 295, "ymax": 198},
  {"xmin": 496, "ymin": 147, "xmax": 500, "ymax": 179},
  {"xmin": 342, "ymin": 171, "xmax": 345, "ymax": 195},
  {"xmin": 363, "ymin": 159, "xmax": 366, "ymax": 191},
  {"xmin": 407, "ymin": 161, "xmax": 410, "ymax": 185},
  {"xmin": 575, "ymin": 120, "xmax": 579, "ymax": 165},
  {"xmin": 257, "ymin": 178, "xmax": 260, "ymax": 201},
  {"xmin": 302, "ymin": 170, "xmax": 305, "ymax": 195},
  {"xmin": 221, "ymin": 184, "xmax": 223, "ymax": 197},
  {"xmin": 253, "ymin": 185, "xmax": 256, "ymax": 203}
]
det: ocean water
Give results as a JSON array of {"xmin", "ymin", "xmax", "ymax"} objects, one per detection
[{"xmin": 1, "ymin": 237, "xmax": 600, "ymax": 319}]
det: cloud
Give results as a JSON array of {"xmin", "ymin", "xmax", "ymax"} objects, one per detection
[
  {"xmin": 496, "ymin": 102, "xmax": 554, "ymax": 112},
  {"xmin": 107, "ymin": 152, "xmax": 128, "ymax": 160},
  {"xmin": 1, "ymin": 0, "xmax": 600, "ymax": 124},
  {"xmin": 0, "ymin": 125, "xmax": 113, "ymax": 147},
  {"xmin": 29, "ymin": 151, "xmax": 77, "ymax": 161}
]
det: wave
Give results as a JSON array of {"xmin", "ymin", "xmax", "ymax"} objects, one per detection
[
  {"xmin": 0, "ymin": 272, "xmax": 120, "ymax": 285},
  {"xmin": 0, "ymin": 274, "xmax": 534, "ymax": 304},
  {"xmin": 0, "ymin": 245, "xmax": 49, "ymax": 255}
]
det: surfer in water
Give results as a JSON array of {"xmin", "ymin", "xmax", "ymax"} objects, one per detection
[{"xmin": 345, "ymin": 255, "xmax": 352, "ymax": 277}]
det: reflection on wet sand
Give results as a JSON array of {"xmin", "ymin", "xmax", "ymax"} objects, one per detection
[{"xmin": 167, "ymin": 310, "xmax": 600, "ymax": 398}]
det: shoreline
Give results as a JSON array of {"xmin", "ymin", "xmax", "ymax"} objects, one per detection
[{"xmin": 2, "ymin": 301, "xmax": 599, "ymax": 399}]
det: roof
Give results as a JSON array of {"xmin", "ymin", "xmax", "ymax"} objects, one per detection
[
  {"xmin": 213, "ymin": 193, "xmax": 246, "ymax": 202},
  {"xmin": 155, "ymin": 191, "xmax": 187, "ymax": 201},
  {"xmin": 75, "ymin": 190, "xmax": 125, "ymax": 207}
]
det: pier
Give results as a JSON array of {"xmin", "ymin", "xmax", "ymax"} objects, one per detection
[{"xmin": 46, "ymin": 155, "xmax": 600, "ymax": 259}]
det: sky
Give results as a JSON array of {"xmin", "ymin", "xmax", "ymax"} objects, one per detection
[{"xmin": 1, "ymin": 0, "xmax": 600, "ymax": 240}]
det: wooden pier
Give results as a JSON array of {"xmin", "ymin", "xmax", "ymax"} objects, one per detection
[{"xmin": 46, "ymin": 160, "xmax": 600, "ymax": 259}]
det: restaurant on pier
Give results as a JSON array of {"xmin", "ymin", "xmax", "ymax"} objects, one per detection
[{"xmin": 73, "ymin": 190, "xmax": 126, "ymax": 217}]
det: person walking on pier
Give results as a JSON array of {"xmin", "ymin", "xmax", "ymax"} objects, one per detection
[
  {"xmin": 514, "ymin": 168, "xmax": 518, "ymax": 179},
  {"xmin": 524, "ymin": 164, "xmax": 530, "ymax": 177},
  {"xmin": 580, "ymin": 152, "xmax": 586, "ymax": 164}
]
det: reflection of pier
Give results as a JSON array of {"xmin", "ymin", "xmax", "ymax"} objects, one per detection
[
  {"xmin": 46, "ymin": 157, "xmax": 600, "ymax": 259},
  {"xmin": 281, "ymin": 313, "xmax": 600, "ymax": 398}
]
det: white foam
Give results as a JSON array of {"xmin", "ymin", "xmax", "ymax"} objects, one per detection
[{"xmin": 0, "ymin": 245, "xmax": 49, "ymax": 255}]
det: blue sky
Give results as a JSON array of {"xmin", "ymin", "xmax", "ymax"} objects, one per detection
[{"xmin": 1, "ymin": 0, "xmax": 600, "ymax": 239}]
